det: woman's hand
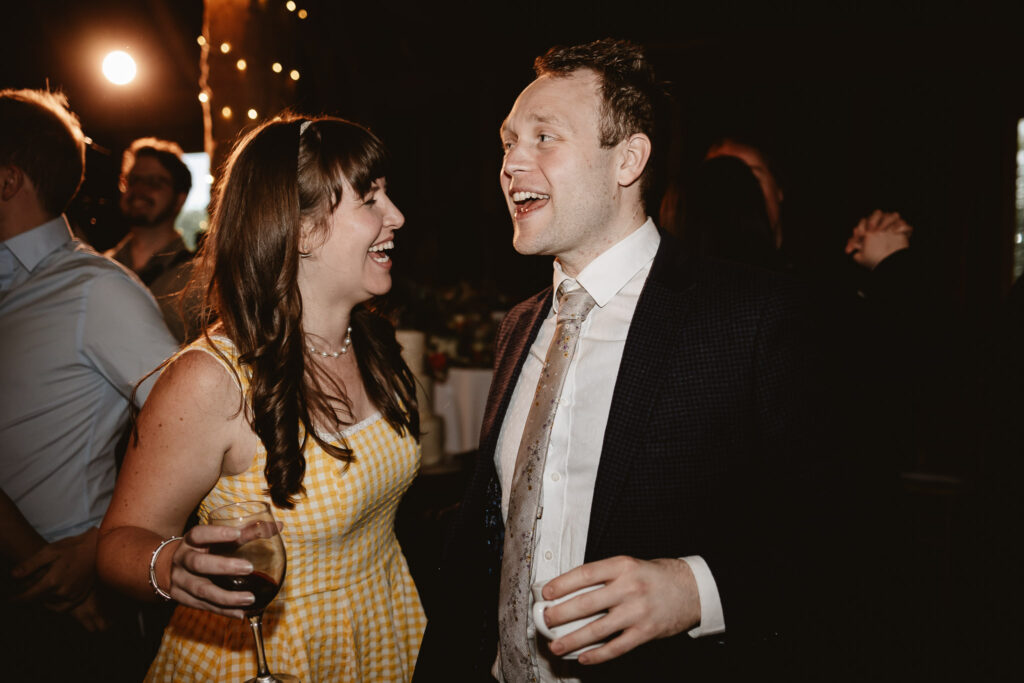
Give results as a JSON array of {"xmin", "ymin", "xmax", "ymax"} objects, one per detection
[{"xmin": 158, "ymin": 524, "xmax": 257, "ymax": 620}]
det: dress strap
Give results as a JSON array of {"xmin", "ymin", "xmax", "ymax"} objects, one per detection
[{"xmin": 176, "ymin": 334, "xmax": 246, "ymax": 396}]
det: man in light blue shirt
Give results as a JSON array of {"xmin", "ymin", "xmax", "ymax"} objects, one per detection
[{"xmin": 0, "ymin": 88, "xmax": 177, "ymax": 678}]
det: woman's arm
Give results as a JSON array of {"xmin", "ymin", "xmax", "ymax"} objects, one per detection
[{"xmin": 98, "ymin": 349, "xmax": 258, "ymax": 618}]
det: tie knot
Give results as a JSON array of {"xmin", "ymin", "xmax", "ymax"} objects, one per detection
[{"xmin": 556, "ymin": 282, "xmax": 596, "ymax": 322}]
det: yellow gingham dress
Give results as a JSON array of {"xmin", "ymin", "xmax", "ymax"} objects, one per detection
[{"xmin": 146, "ymin": 336, "xmax": 426, "ymax": 682}]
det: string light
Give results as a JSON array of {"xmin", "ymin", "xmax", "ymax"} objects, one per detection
[{"xmin": 199, "ymin": 2, "xmax": 312, "ymax": 147}]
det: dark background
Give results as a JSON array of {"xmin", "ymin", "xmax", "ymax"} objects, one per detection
[{"xmin": 3, "ymin": 0, "xmax": 1022, "ymax": 308}]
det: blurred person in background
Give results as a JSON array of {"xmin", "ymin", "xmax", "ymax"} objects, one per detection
[{"xmin": 107, "ymin": 137, "xmax": 197, "ymax": 343}]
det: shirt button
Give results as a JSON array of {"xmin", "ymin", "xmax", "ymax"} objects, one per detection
[
  {"xmin": 551, "ymin": 472, "xmax": 560, "ymax": 482},
  {"xmin": 544, "ymin": 551, "xmax": 553, "ymax": 560}
]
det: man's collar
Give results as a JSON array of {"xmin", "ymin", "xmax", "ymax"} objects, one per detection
[
  {"xmin": 551, "ymin": 217, "xmax": 661, "ymax": 309},
  {"xmin": 1, "ymin": 216, "xmax": 73, "ymax": 272}
]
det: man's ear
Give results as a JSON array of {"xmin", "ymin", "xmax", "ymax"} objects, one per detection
[
  {"xmin": 0, "ymin": 165, "xmax": 25, "ymax": 201},
  {"xmin": 616, "ymin": 133, "xmax": 651, "ymax": 188}
]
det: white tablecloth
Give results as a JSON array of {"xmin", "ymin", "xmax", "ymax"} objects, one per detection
[{"xmin": 432, "ymin": 367, "xmax": 494, "ymax": 455}]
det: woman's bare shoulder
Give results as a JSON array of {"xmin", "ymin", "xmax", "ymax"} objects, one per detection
[{"xmin": 146, "ymin": 345, "xmax": 244, "ymax": 419}]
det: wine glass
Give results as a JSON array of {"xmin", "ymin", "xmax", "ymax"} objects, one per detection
[{"xmin": 207, "ymin": 500, "xmax": 298, "ymax": 683}]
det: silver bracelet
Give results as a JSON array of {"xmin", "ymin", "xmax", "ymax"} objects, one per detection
[{"xmin": 148, "ymin": 536, "xmax": 182, "ymax": 601}]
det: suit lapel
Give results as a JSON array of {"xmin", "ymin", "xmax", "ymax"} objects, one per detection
[
  {"xmin": 586, "ymin": 237, "xmax": 697, "ymax": 557},
  {"xmin": 477, "ymin": 288, "xmax": 551, "ymax": 465}
]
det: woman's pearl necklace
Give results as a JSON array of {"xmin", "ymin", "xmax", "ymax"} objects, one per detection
[{"xmin": 306, "ymin": 326, "xmax": 352, "ymax": 359}]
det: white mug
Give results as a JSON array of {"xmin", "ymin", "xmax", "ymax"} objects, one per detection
[{"xmin": 531, "ymin": 582, "xmax": 607, "ymax": 659}]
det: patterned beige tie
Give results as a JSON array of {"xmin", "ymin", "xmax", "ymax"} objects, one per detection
[{"xmin": 498, "ymin": 282, "xmax": 597, "ymax": 682}]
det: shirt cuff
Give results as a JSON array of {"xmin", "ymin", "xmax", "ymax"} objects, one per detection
[{"xmin": 681, "ymin": 555, "xmax": 726, "ymax": 637}]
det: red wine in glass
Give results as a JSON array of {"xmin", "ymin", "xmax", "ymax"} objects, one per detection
[
  {"xmin": 207, "ymin": 501, "xmax": 297, "ymax": 683},
  {"xmin": 210, "ymin": 571, "xmax": 281, "ymax": 616}
]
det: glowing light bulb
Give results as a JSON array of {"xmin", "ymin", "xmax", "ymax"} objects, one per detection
[
  {"xmin": 247, "ymin": 108, "xmax": 258, "ymax": 120},
  {"xmin": 197, "ymin": 36, "xmax": 207, "ymax": 46},
  {"xmin": 221, "ymin": 106, "xmax": 233, "ymax": 119},
  {"xmin": 236, "ymin": 59, "xmax": 247, "ymax": 71},
  {"xmin": 102, "ymin": 50, "xmax": 137, "ymax": 85},
  {"xmin": 286, "ymin": 1, "xmax": 296, "ymax": 11},
  {"xmin": 289, "ymin": 70, "xmax": 300, "ymax": 81},
  {"xmin": 271, "ymin": 62, "xmax": 283, "ymax": 73},
  {"xmin": 298, "ymin": 9, "xmax": 308, "ymax": 18},
  {"xmin": 220, "ymin": 42, "xmax": 231, "ymax": 54},
  {"xmin": 198, "ymin": 92, "xmax": 209, "ymax": 103}
]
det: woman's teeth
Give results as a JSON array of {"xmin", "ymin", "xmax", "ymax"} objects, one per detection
[{"xmin": 368, "ymin": 240, "xmax": 393, "ymax": 263}]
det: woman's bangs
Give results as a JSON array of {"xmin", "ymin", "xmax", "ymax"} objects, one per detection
[{"xmin": 323, "ymin": 122, "xmax": 388, "ymax": 201}]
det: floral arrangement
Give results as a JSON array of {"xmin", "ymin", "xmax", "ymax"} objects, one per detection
[{"xmin": 388, "ymin": 278, "xmax": 508, "ymax": 380}]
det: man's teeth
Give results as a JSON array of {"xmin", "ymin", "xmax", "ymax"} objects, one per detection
[
  {"xmin": 512, "ymin": 191, "xmax": 550, "ymax": 204},
  {"xmin": 368, "ymin": 240, "xmax": 393, "ymax": 253}
]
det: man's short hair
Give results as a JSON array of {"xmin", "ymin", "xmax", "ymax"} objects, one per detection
[
  {"xmin": 533, "ymin": 38, "xmax": 660, "ymax": 149},
  {"xmin": 122, "ymin": 137, "xmax": 192, "ymax": 195},
  {"xmin": 0, "ymin": 89, "xmax": 86, "ymax": 216}
]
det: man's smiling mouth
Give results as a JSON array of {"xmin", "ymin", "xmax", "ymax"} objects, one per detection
[{"xmin": 511, "ymin": 191, "xmax": 550, "ymax": 217}]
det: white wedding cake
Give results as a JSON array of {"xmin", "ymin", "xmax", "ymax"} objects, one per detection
[{"xmin": 396, "ymin": 329, "xmax": 444, "ymax": 467}]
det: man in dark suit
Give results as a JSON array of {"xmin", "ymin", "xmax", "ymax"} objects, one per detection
[{"xmin": 414, "ymin": 39, "xmax": 835, "ymax": 682}]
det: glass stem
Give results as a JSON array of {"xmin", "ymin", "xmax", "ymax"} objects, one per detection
[{"xmin": 249, "ymin": 613, "xmax": 272, "ymax": 678}]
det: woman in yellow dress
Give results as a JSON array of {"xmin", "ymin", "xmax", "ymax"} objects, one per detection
[{"xmin": 98, "ymin": 115, "xmax": 425, "ymax": 681}]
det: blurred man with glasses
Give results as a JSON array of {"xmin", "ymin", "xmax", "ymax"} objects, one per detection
[{"xmin": 106, "ymin": 137, "xmax": 195, "ymax": 342}]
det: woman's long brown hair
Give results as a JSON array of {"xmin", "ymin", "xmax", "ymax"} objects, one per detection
[{"xmin": 189, "ymin": 115, "xmax": 419, "ymax": 509}]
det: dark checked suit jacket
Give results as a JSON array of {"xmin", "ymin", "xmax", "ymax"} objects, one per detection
[{"xmin": 413, "ymin": 233, "xmax": 839, "ymax": 682}]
